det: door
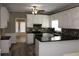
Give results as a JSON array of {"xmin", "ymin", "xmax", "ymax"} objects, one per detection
[{"xmin": 15, "ymin": 18, "xmax": 26, "ymax": 43}]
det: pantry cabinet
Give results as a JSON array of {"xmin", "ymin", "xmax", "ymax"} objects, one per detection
[{"xmin": 0, "ymin": 6, "xmax": 9, "ymax": 28}]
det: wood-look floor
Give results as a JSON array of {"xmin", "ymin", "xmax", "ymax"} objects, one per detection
[
  {"xmin": 10, "ymin": 43, "xmax": 35, "ymax": 56},
  {"xmin": 1, "ymin": 43, "xmax": 35, "ymax": 56},
  {"xmin": 1, "ymin": 35, "xmax": 35, "ymax": 56}
]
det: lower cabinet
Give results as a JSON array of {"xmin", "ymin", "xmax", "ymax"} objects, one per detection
[
  {"xmin": 5, "ymin": 33, "xmax": 16, "ymax": 44},
  {"xmin": 27, "ymin": 34, "xmax": 34, "ymax": 44},
  {"xmin": 1, "ymin": 40, "xmax": 10, "ymax": 53}
]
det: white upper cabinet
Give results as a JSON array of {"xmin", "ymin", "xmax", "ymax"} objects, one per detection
[
  {"xmin": 0, "ymin": 6, "xmax": 9, "ymax": 28},
  {"xmin": 51, "ymin": 7, "xmax": 79, "ymax": 29},
  {"xmin": 68, "ymin": 7, "xmax": 79, "ymax": 29},
  {"xmin": 58, "ymin": 11, "xmax": 69, "ymax": 28},
  {"xmin": 42, "ymin": 15, "xmax": 50, "ymax": 27},
  {"xmin": 27, "ymin": 14, "xmax": 50, "ymax": 27},
  {"xmin": 27, "ymin": 15, "xmax": 34, "ymax": 27}
]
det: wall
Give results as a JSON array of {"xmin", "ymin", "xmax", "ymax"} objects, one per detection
[
  {"xmin": 5, "ymin": 12, "xmax": 26, "ymax": 33},
  {"xmin": 36, "ymin": 39, "xmax": 79, "ymax": 56}
]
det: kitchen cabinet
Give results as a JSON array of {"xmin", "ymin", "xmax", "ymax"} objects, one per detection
[
  {"xmin": 42, "ymin": 15, "xmax": 50, "ymax": 28},
  {"xmin": 51, "ymin": 7, "xmax": 79, "ymax": 29},
  {"xmin": 51, "ymin": 11, "xmax": 69, "ymax": 28},
  {"xmin": 35, "ymin": 39, "xmax": 79, "ymax": 56},
  {"xmin": 27, "ymin": 14, "xmax": 50, "ymax": 27},
  {"xmin": 0, "ymin": 6, "xmax": 9, "ymax": 28},
  {"xmin": 26, "ymin": 14, "xmax": 50, "ymax": 44},
  {"xmin": 27, "ymin": 15, "xmax": 34, "ymax": 27},
  {"xmin": 68, "ymin": 7, "xmax": 79, "ymax": 29},
  {"xmin": 1, "ymin": 36, "xmax": 10, "ymax": 53},
  {"xmin": 27, "ymin": 34, "xmax": 34, "ymax": 44},
  {"xmin": 1, "ymin": 40, "xmax": 10, "ymax": 53},
  {"xmin": 58, "ymin": 11, "xmax": 69, "ymax": 28},
  {"xmin": 5, "ymin": 33, "xmax": 16, "ymax": 44}
]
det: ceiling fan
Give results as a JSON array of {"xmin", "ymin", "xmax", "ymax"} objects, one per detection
[{"xmin": 31, "ymin": 6, "xmax": 45, "ymax": 15}]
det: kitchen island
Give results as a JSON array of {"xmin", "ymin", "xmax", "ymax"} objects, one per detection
[{"xmin": 35, "ymin": 35, "xmax": 79, "ymax": 56}]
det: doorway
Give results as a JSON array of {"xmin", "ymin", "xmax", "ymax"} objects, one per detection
[{"xmin": 15, "ymin": 18, "xmax": 26, "ymax": 43}]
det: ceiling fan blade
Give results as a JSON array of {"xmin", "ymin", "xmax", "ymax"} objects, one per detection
[{"xmin": 38, "ymin": 10, "xmax": 45, "ymax": 13}]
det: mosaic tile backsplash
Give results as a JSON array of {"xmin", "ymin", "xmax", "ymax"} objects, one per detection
[{"xmin": 62, "ymin": 28, "xmax": 79, "ymax": 37}]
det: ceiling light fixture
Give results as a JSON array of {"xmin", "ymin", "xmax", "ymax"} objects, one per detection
[{"xmin": 32, "ymin": 6, "xmax": 38, "ymax": 15}]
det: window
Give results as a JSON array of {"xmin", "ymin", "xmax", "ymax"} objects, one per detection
[
  {"xmin": 51, "ymin": 20, "xmax": 61, "ymax": 31},
  {"xmin": 16, "ymin": 21, "xmax": 25, "ymax": 32}
]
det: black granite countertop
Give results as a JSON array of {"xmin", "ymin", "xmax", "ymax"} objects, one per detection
[
  {"xmin": 0, "ymin": 36, "xmax": 11, "ymax": 40},
  {"xmin": 36, "ymin": 35, "xmax": 79, "ymax": 42},
  {"xmin": 26, "ymin": 27, "xmax": 54, "ymax": 33}
]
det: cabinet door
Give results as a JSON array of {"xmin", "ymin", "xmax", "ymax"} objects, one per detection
[
  {"xmin": 66, "ymin": 9, "xmax": 74, "ymax": 28},
  {"xmin": 50, "ymin": 12, "xmax": 65, "ymax": 28},
  {"xmin": 57, "ymin": 12, "xmax": 66, "ymax": 28},
  {"xmin": 57, "ymin": 12, "xmax": 63, "ymax": 28},
  {"xmin": 59, "ymin": 10, "xmax": 72, "ymax": 28},
  {"xmin": 27, "ymin": 34, "xmax": 34, "ymax": 44},
  {"xmin": 70, "ymin": 7, "xmax": 79, "ymax": 29},
  {"xmin": 42, "ymin": 15, "xmax": 50, "ymax": 28},
  {"xmin": 6, "ymin": 9, "xmax": 9, "ymax": 22},
  {"xmin": 1, "ymin": 7, "xmax": 9, "ymax": 28},
  {"xmin": 33, "ymin": 15, "xmax": 39, "ymax": 24},
  {"xmin": 62, "ymin": 11, "xmax": 69, "ymax": 28},
  {"xmin": 59, "ymin": 7, "xmax": 79, "ymax": 29},
  {"xmin": 33, "ymin": 15, "xmax": 44, "ymax": 24},
  {"xmin": 27, "ymin": 15, "xmax": 33, "ymax": 27},
  {"xmin": 27, "ymin": 14, "xmax": 50, "ymax": 27},
  {"xmin": 1, "ymin": 7, "xmax": 7, "ymax": 28},
  {"xmin": 37, "ymin": 15, "xmax": 43, "ymax": 24}
]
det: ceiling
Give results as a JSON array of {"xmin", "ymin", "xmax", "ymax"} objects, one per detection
[{"xmin": 3, "ymin": 3, "xmax": 79, "ymax": 15}]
